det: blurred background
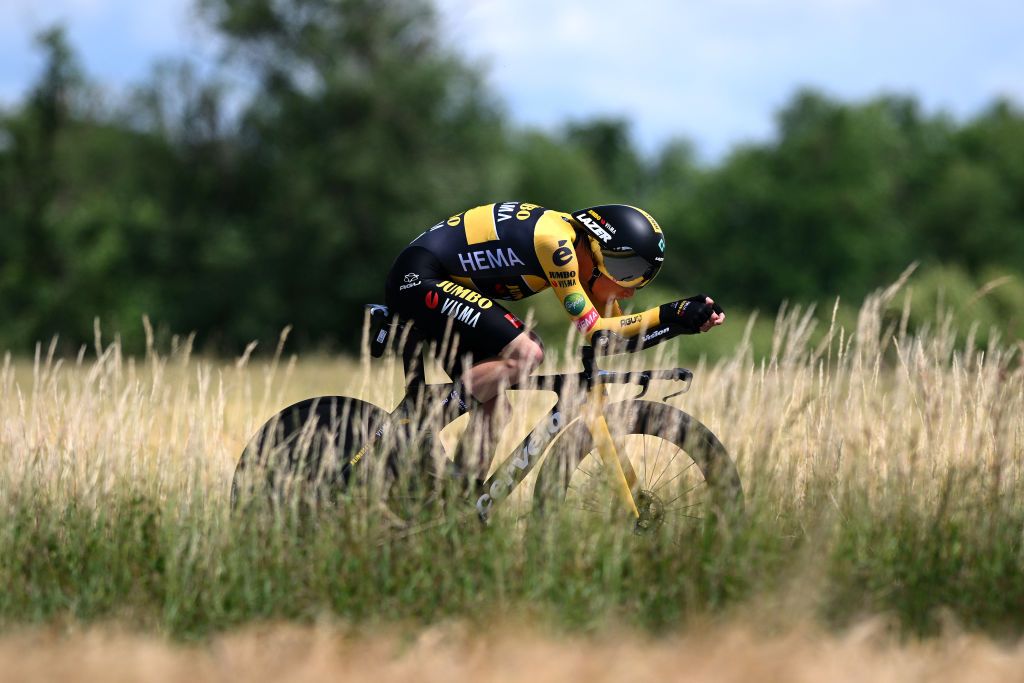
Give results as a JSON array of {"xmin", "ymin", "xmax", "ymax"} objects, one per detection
[{"xmin": 1, "ymin": 0, "xmax": 1022, "ymax": 357}]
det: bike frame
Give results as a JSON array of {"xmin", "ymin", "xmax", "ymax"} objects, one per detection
[{"xmin": 385, "ymin": 325, "xmax": 693, "ymax": 521}]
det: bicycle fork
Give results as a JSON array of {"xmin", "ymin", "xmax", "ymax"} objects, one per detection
[{"xmin": 583, "ymin": 387, "xmax": 640, "ymax": 519}]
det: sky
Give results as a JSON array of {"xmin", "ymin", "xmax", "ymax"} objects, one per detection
[{"xmin": 1, "ymin": 0, "xmax": 1022, "ymax": 161}]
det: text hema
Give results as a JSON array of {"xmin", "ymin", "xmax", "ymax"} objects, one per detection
[{"xmin": 458, "ymin": 247, "xmax": 526, "ymax": 273}]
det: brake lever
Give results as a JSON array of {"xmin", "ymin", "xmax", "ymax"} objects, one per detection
[
  {"xmin": 635, "ymin": 374, "xmax": 651, "ymax": 398},
  {"xmin": 661, "ymin": 369, "xmax": 693, "ymax": 401},
  {"xmin": 595, "ymin": 369, "xmax": 653, "ymax": 398}
]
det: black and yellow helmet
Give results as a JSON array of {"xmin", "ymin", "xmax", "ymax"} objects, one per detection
[{"xmin": 571, "ymin": 204, "xmax": 666, "ymax": 288}]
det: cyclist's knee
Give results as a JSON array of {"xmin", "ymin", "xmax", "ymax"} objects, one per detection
[{"xmin": 506, "ymin": 332, "xmax": 544, "ymax": 373}]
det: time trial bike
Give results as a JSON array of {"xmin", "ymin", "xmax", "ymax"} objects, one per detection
[{"xmin": 232, "ymin": 305, "xmax": 744, "ymax": 533}]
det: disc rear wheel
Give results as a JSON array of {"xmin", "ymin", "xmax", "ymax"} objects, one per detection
[{"xmin": 231, "ymin": 396, "xmax": 393, "ymax": 511}]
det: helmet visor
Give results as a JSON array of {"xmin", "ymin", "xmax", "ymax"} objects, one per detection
[{"xmin": 599, "ymin": 249, "xmax": 661, "ymax": 288}]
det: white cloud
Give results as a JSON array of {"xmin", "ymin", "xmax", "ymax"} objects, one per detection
[
  {"xmin": 3, "ymin": 0, "xmax": 1022, "ymax": 158},
  {"xmin": 126, "ymin": 0, "xmax": 207, "ymax": 50},
  {"xmin": 434, "ymin": 0, "xmax": 1024, "ymax": 157}
]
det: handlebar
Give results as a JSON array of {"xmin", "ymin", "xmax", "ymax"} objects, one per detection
[
  {"xmin": 593, "ymin": 367, "xmax": 693, "ymax": 399},
  {"xmin": 582, "ymin": 326, "xmax": 694, "ymax": 399}
]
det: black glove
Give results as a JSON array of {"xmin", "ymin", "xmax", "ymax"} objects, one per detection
[{"xmin": 660, "ymin": 294, "xmax": 724, "ymax": 334}]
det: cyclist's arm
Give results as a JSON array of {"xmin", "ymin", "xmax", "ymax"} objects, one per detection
[{"xmin": 534, "ymin": 224, "xmax": 663, "ymax": 341}]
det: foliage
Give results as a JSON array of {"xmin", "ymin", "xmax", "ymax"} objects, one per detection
[{"xmin": 2, "ymin": 8, "xmax": 1024, "ymax": 353}]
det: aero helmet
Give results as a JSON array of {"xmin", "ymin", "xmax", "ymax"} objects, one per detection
[{"xmin": 571, "ymin": 204, "xmax": 666, "ymax": 288}]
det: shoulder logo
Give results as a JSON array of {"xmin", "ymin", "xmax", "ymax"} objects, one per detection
[
  {"xmin": 497, "ymin": 201, "xmax": 542, "ymax": 222},
  {"xmin": 552, "ymin": 239, "xmax": 573, "ymax": 267}
]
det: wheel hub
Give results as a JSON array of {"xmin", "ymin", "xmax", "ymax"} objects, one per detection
[{"xmin": 633, "ymin": 489, "xmax": 665, "ymax": 534}]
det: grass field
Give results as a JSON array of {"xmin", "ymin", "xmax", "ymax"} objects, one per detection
[
  {"xmin": 1, "ymin": 277, "xmax": 1023, "ymax": 677},
  {"xmin": 5, "ymin": 620, "xmax": 1024, "ymax": 683}
]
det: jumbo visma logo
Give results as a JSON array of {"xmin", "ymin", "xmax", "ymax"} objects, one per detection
[
  {"xmin": 435, "ymin": 281, "xmax": 494, "ymax": 309},
  {"xmin": 564, "ymin": 293, "xmax": 586, "ymax": 316}
]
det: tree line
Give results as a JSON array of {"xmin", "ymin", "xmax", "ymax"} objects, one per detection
[{"xmin": 2, "ymin": 0, "xmax": 1023, "ymax": 354}]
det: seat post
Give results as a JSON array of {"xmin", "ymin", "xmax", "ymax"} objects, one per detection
[{"xmin": 400, "ymin": 326, "xmax": 427, "ymax": 389}]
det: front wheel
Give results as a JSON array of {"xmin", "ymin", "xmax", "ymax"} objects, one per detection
[{"xmin": 532, "ymin": 400, "xmax": 743, "ymax": 531}]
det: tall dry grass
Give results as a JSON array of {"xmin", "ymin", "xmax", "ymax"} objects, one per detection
[{"xmin": 0, "ymin": 273, "xmax": 1022, "ymax": 639}]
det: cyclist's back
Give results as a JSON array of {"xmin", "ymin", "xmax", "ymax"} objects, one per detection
[
  {"xmin": 408, "ymin": 202, "xmax": 563, "ymax": 303},
  {"xmin": 385, "ymin": 201, "xmax": 699, "ymax": 370}
]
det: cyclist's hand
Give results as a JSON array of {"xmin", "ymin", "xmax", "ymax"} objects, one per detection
[{"xmin": 660, "ymin": 295, "xmax": 725, "ymax": 334}]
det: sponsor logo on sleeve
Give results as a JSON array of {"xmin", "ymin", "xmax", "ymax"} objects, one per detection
[
  {"xmin": 547, "ymin": 270, "xmax": 577, "ymax": 288},
  {"xmin": 619, "ymin": 314, "xmax": 642, "ymax": 327},
  {"xmin": 564, "ymin": 293, "xmax": 586, "ymax": 316},
  {"xmin": 504, "ymin": 313, "xmax": 523, "ymax": 329},
  {"xmin": 399, "ymin": 273, "xmax": 421, "ymax": 290},
  {"xmin": 425, "ymin": 291, "xmax": 440, "ymax": 309},
  {"xmin": 548, "ymin": 270, "xmax": 576, "ymax": 279},
  {"xmin": 642, "ymin": 327, "xmax": 670, "ymax": 343},
  {"xmin": 575, "ymin": 308, "xmax": 599, "ymax": 333},
  {"xmin": 551, "ymin": 239, "xmax": 573, "ymax": 267}
]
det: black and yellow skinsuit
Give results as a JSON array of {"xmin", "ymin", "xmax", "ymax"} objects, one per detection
[{"xmin": 384, "ymin": 202, "xmax": 667, "ymax": 366}]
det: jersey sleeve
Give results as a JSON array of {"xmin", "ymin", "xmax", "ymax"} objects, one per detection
[{"xmin": 533, "ymin": 213, "xmax": 662, "ymax": 340}]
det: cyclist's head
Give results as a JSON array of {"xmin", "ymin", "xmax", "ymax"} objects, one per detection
[{"xmin": 570, "ymin": 204, "xmax": 666, "ymax": 288}]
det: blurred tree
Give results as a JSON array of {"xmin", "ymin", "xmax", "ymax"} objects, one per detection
[
  {"xmin": 695, "ymin": 89, "xmax": 947, "ymax": 308},
  {"xmin": 504, "ymin": 129, "xmax": 607, "ymax": 209},
  {"xmin": 934, "ymin": 99, "xmax": 1024, "ymax": 272},
  {"xmin": 0, "ymin": 27, "xmax": 87, "ymax": 347},
  {"xmin": 3, "ymin": 12, "xmax": 1024, "ymax": 353},
  {"xmin": 193, "ymin": 0, "xmax": 508, "ymax": 348},
  {"xmin": 565, "ymin": 117, "xmax": 645, "ymax": 198},
  {"xmin": 639, "ymin": 139, "xmax": 707, "ymax": 292}
]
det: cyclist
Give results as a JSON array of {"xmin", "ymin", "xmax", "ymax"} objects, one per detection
[{"xmin": 384, "ymin": 202, "xmax": 725, "ymax": 483}]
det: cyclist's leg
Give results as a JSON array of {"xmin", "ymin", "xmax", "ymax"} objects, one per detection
[
  {"xmin": 384, "ymin": 246, "xmax": 544, "ymax": 483},
  {"xmin": 461, "ymin": 330, "xmax": 545, "ymax": 403},
  {"xmin": 454, "ymin": 331, "xmax": 545, "ymax": 484}
]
